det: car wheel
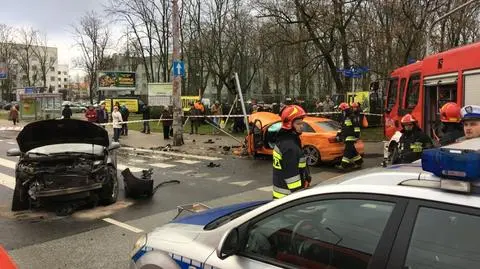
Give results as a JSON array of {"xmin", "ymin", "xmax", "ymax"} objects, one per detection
[
  {"xmin": 303, "ymin": 145, "xmax": 321, "ymax": 166},
  {"xmin": 11, "ymin": 181, "xmax": 29, "ymax": 211},
  {"xmin": 100, "ymin": 166, "xmax": 119, "ymax": 205}
]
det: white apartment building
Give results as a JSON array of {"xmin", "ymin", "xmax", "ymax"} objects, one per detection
[{"xmin": 55, "ymin": 64, "xmax": 69, "ymax": 90}]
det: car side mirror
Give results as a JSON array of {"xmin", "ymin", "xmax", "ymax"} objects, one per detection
[
  {"xmin": 7, "ymin": 148, "xmax": 21, "ymax": 157},
  {"xmin": 108, "ymin": 142, "xmax": 121, "ymax": 151},
  {"xmin": 216, "ymin": 227, "xmax": 240, "ymax": 260}
]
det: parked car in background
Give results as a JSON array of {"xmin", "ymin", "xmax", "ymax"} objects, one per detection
[
  {"xmin": 7, "ymin": 119, "xmax": 121, "ymax": 212},
  {"xmin": 3, "ymin": 102, "xmax": 18, "ymax": 111},
  {"xmin": 246, "ymin": 112, "xmax": 364, "ymax": 166},
  {"xmin": 62, "ymin": 101, "xmax": 87, "ymax": 113}
]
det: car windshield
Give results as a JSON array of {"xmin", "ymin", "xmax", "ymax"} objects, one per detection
[
  {"xmin": 315, "ymin": 121, "xmax": 340, "ymax": 131},
  {"xmin": 204, "ymin": 204, "xmax": 263, "ymax": 230},
  {"xmin": 28, "ymin": 143, "xmax": 105, "ymax": 155}
]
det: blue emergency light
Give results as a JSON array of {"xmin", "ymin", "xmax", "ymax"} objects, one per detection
[{"xmin": 422, "ymin": 148, "xmax": 480, "ymax": 182}]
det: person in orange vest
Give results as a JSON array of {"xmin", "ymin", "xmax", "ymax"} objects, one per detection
[{"xmin": 438, "ymin": 102, "xmax": 464, "ymax": 146}]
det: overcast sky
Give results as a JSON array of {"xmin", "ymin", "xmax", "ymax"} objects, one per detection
[{"xmin": 1, "ymin": 0, "xmax": 120, "ymax": 76}]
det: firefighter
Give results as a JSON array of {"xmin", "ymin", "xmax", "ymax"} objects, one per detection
[
  {"xmin": 350, "ymin": 102, "xmax": 368, "ymax": 139},
  {"xmin": 272, "ymin": 105, "xmax": 311, "ymax": 199},
  {"xmin": 392, "ymin": 114, "xmax": 433, "ymax": 164},
  {"xmin": 438, "ymin": 102, "xmax": 464, "ymax": 146},
  {"xmin": 336, "ymin": 103, "xmax": 363, "ymax": 169},
  {"xmin": 460, "ymin": 105, "xmax": 480, "ymax": 140}
]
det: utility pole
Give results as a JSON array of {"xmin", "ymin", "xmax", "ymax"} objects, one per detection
[
  {"xmin": 425, "ymin": 0, "xmax": 479, "ymax": 57},
  {"xmin": 172, "ymin": 0, "xmax": 184, "ymax": 146}
]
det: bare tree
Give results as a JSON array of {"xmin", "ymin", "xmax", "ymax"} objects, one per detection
[
  {"xmin": 0, "ymin": 24, "xmax": 16, "ymax": 100},
  {"xmin": 15, "ymin": 27, "xmax": 38, "ymax": 87},
  {"xmin": 33, "ymin": 32, "xmax": 57, "ymax": 92},
  {"xmin": 73, "ymin": 11, "xmax": 111, "ymax": 104}
]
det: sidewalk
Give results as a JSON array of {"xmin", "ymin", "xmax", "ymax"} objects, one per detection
[{"xmin": 107, "ymin": 128, "xmax": 245, "ymax": 157}]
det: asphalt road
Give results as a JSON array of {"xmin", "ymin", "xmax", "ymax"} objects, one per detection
[{"xmin": 0, "ymin": 129, "xmax": 384, "ymax": 268}]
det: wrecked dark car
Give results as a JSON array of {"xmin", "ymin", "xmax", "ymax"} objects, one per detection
[{"xmin": 7, "ymin": 119, "xmax": 121, "ymax": 212}]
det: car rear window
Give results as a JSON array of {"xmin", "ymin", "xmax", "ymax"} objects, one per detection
[{"xmin": 315, "ymin": 121, "xmax": 340, "ymax": 132}]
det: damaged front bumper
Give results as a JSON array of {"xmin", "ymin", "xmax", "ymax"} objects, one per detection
[{"xmin": 34, "ymin": 183, "xmax": 103, "ymax": 198}]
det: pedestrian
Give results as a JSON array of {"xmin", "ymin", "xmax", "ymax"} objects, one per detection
[
  {"xmin": 335, "ymin": 103, "xmax": 363, "ymax": 169},
  {"xmin": 392, "ymin": 114, "xmax": 433, "ymax": 164},
  {"xmin": 211, "ymin": 100, "xmax": 222, "ymax": 134},
  {"xmin": 438, "ymin": 102, "xmax": 464, "ymax": 146},
  {"xmin": 351, "ymin": 102, "xmax": 368, "ymax": 139},
  {"xmin": 323, "ymin": 95, "xmax": 335, "ymax": 113},
  {"xmin": 141, "ymin": 104, "xmax": 151, "ymax": 134},
  {"xmin": 460, "ymin": 105, "xmax": 480, "ymax": 140},
  {"xmin": 96, "ymin": 102, "xmax": 108, "ymax": 128},
  {"xmin": 162, "ymin": 106, "xmax": 173, "ymax": 139},
  {"xmin": 272, "ymin": 105, "xmax": 311, "ymax": 199},
  {"xmin": 189, "ymin": 102, "xmax": 200, "ymax": 134},
  {"xmin": 120, "ymin": 105, "xmax": 129, "ymax": 136},
  {"xmin": 9, "ymin": 105, "xmax": 19, "ymax": 125},
  {"xmin": 85, "ymin": 105, "xmax": 97, "ymax": 123},
  {"xmin": 62, "ymin": 104, "xmax": 72, "ymax": 119},
  {"xmin": 111, "ymin": 105, "xmax": 123, "ymax": 142}
]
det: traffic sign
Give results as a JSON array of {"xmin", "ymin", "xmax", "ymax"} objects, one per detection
[
  {"xmin": 0, "ymin": 63, "xmax": 7, "ymax": 80},
  {"xmin": 173, "ymin": 61, "xmax": 185, "ymax": 77}
]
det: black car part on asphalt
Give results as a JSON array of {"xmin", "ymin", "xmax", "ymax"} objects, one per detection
[{"xmin": 122, "ymin": 168, "xmax": 180, "ymax": 199}]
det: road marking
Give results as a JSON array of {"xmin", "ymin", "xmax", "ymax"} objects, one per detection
[
  {"xmin": 256, "ymin": 186, "xmax": 272, "ymax": 192},
  {"xmin": 150, "ymin": 162, "xmax": 176, "ymax": 168},
  {"xmin": 130, "ymin": 159, "xmax": 146, "ymax": 163},
  {"xmin": 175, "ymin": 159, "xmax": 201, "ymax": 165},
  {"xmin": 193, "ymin": 173, "xmax": 210, "ymax": 178},
  {"xmin": 172, "ymin": 170, "xmax": 194, "ymax": 175},
  {"xmin": 208, "ymin": 176, "xmax": 230, "ymax": 182},
  {"xmin": 0, "ymin": 172, "xmax": 15, "ymax": 189},
  {"xmin": 0, "ymin": 140, "xmax": 4, "ymax": 142},
  {"xmin": 116, "ymin": 164, "xmax": 144, "ymax": 173},
  {"xmin": 102, "ymin": 218, "xmax": 144, "ymax": 233},
  {"xmin": 7, "ymin": 141, "xmax": 16, "ymax": 145},
  {"xmin": 230, "ymin": 180, "xmax": 253, "ymax": 187},
  {"xmin": 120, "ymin": 147, "xmax": 222, "ymax": 161},
  {"xmin": 0, "ymin": 157, "xmax": 17, "ymax": 169}
]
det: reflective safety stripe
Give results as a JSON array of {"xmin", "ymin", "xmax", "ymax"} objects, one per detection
[
  {"xmin": 345, "ymin": 120, "xmax": 352, "ymax": 126},
  {"xmin": 273, "ymin": 186, "xmax": 291, "ymax": 198},
  {"xmin": 273, "ymin": 146, "xmax": 283, "ymax": 169},
  {"xmin": 285, "ymin": 175, "xmax": 302, "ymax": 189},
  {"xmin": 298, "ymin": 162, "xmax": 307, "ymax": 168},
  {"xmin": 273, "ymin": 147, "xmax": 282, "ymax": 160},
  {"xmin": 351, "ymin": 155, "xmax": 362, "ymax": 162},
  {"xmin": 410, "ymin": 143, "xmax": 423, "ymax": 153},
  {"xmin": 342, "ymin": 157, "xmax": 351, "ymax": 163},
  {"xmin": 354, "ymin": 127, "xmax": 361, "ymax": 132},
  {"xmin": 345, "ymin": 136, "xmax": 357, "ymax": 141}
]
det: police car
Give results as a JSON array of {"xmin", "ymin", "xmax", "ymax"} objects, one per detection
[{"xmin": 130, "ymin": 138, "xmax": 480, "ymax": 269}]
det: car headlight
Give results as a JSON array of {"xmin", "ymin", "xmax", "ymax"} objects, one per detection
[{"xmin": 130, "ymin": 234, "xmax": 147, "ymax": 261}]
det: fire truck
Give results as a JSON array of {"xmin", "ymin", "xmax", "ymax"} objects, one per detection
[{"xmin": 383, "ymin": 41, "xmax": 480, "ymax": 163}]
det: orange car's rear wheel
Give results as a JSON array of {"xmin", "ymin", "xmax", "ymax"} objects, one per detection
[{"xmin": 303, "ymin": 145, "xmax": 321, "ymax": 166}]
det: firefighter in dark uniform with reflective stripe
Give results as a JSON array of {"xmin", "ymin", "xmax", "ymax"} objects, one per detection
[
  {"xmin": 438, "ymin": 102, "xmax": 464, "ymax": 146},
  {"xmin": 272, "ymin": 105, "xmax": 311, "ymax": 199},
  {"xmin": 336, "ymin": 103, "xmax": 362, "ymax": 169},
  {"xmin": 392, "ymin": 114, "xmax": 433, "ymax": 164}
]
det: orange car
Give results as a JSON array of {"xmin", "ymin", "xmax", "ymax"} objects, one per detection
[
  {"xmin": 246, "ymin": 112, "xmax": 364, "ymax": 166},
  {"xmin": 0, "ymin": 245, "xmax": 17, "ymax": 269}
]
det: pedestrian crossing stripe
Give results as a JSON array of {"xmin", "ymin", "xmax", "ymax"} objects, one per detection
[{"xmin": 0, "ymin": 126, "xmax": 23, "ymax": 131}]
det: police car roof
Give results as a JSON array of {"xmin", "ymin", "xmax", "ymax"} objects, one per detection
[{"xmin": 289, "ymin": 137, "xmax": 480, "ymax": 208}]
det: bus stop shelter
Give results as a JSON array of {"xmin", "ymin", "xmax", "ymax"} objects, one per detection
[{"xmin": 19, "ymin": 93, "xmax": 62, "ymax": 121}]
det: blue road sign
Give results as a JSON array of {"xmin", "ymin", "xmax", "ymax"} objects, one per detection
[
  {"xmin": 24, "ymin": 87, "xmax": 34, "ymax": 94},
  {"xmin": 173, "ymin": 61, "xmax": 185, "ymax": 77},
  {"xmin": 0, "ymin": 66, "xmax": 7, "ymax": 80}
]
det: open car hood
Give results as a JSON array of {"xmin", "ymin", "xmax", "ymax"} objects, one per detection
[{"xmin": 17, "ymin": 119, "xmax": 110, "ymax": 153}]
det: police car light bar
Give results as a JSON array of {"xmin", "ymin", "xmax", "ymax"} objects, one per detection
[{"xmin": 440, "ymin": 179, "xmax": 471, "ymax": 193}]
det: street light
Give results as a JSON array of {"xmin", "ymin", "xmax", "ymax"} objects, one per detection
[{"xmin": 425, "ymin": 0, "xmax": 479, "ymax": 57}]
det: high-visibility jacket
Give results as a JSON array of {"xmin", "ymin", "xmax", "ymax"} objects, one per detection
[
  {"xmin": 352, "ymin": 112, "xmax": 367, "ymax": 138},
  {"xmin": 272, "ymin": 130, "xmax": 311, "ymax": 199},
  {"xmin": 336, "ymin": 115, "xmax": 357, "ymax": 142},
  {"xmin": 393, "ymin": 127, "xmax": 433, "ymax": 164}
]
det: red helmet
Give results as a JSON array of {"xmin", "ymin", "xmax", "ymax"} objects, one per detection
[
  {"xmin": 281, "ymin": 105, "xmax": 306, "ymax": 129},
  {"xmin": 401, "ymin": 114, "xmax": 417, "ymax": 124},
  {"xmin": 440, "ymin": 102, "xmax": 461, "ymax": 123},
  {"xmin": 338, "ymin": 102, "xmax": 349, "ymax": 111}
]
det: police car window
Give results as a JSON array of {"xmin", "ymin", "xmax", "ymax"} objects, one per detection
[
  {"xmin": 243, "ymin": 199, "xmax": 395, "ymax": 269},
  {"xmin": 404, "ymin": 207, "xmax": 480, "ymax": 269},
  {"xmin": 302, "ymin": 123, "xmax": 315, "ymax": 133}
]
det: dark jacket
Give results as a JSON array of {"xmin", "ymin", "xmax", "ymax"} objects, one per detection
[
  {"xmin": 439, "ymin": 123, "xmax": 464, "ymax": 146},
  {"xmin": 393, "ymin": 126, "xmax": 433, "ymax": 164},
  {"xmin": 336, "ymin": 112, "xmax": 357, "ymax": 142},
  {"xmin": 96, "ymin": 108, "xmax": 108, "ymax": 123},
  {"xmin": 120, "ymin": 106, "xmax": 129, "ymax": 122},
  {"xmin": 142, "ymin": 106, "xmax": 151, "ymax": 120},
  {"xmin": 272, "ymin": 129, "xmax": 311, "ymax": 199},
  {"xmin": 62, "ymin": 106, "xmax": 72, "ymax": 119},
  {"xmin": 162, "ymin": 110, "xmax": 173, "ymax": 126}
]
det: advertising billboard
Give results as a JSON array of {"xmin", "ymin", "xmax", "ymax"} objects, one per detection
[
  {"xmin": 0, "ymin": 62, "xmax": 7, "ymax": 80},
  {"xmin": 98, "ymin": 71, "xmax": 136, "ymax": 90}
]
